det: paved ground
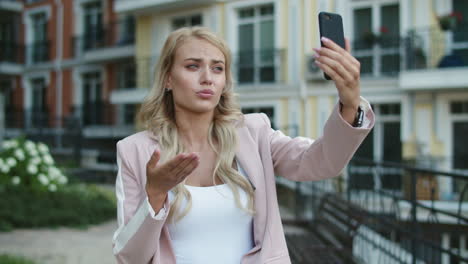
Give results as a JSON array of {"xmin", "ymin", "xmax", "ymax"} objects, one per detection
[
  {"xmin": 0, "ymin": 206, "xmax": 306, "ymax": 264},
  {"xmin": 0, "ymin": 220, "xmax": 117, "ymax": 264}
]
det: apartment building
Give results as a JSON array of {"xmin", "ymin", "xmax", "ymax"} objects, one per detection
[
  {"xmin": 2, "ymin": 0, "xmax": 136, "ymax": 160},
  {"xmin": 2, "ymin": 0, "xmax": 467, "ymax": 197}
]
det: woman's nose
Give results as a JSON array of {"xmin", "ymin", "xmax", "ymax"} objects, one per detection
[{"xmin": 200, "ymin": 67, "xmax": 213, "ymax": 85}]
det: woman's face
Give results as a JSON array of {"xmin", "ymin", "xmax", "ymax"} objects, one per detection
[{"xmin": 167, "ymin": 37, "xmax": 226, "ymax": 116}]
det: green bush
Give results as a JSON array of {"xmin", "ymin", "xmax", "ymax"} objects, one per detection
[
  {"xmin": 0, "ymin": 254, "xmax": 36, "ymax": 264},
  {"xmin": 0, "ymin": 138, "xmax": 68, "ymax": 193},
  {"xmin": 0, "ymin": 184, "xmax": 116, "ymax": 232}
]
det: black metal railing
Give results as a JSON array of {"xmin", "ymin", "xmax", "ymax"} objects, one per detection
[
  {"xmin": 0, "ymin": 42, "xmax": 24, "ymax": 64},
  {"xmin": 72, "ymin": 20, "xmax": 135, "ymax": 56},
  {"xmin": 352, "ymin": 24, "xmax": 468, "ymax": 77},
  {"xmin": 233, "ymin": 49, "xmax": 285, "ymax": 84},
  {"xmin": 71, "ymin": 102, "xmax": 116, "ymax": 126},
  {"xmin": 28, "ymin": 41, "xmax": 50, "ymax": 63},
  {"xmin": 282, "ymin": 158, "xmax": 468, "ymax": 264}
]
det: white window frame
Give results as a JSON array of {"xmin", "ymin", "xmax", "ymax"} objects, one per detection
[
  {"xmin": 240, "ymin": 100, "xmax": 281, "ymax": 130},
  {"xmin": 23, "ymin": 5, "xmax": 51, "ymax": 65},
  {"xmin": 349, "ymin": 0, "xmax": 401, "ymax": 77}
]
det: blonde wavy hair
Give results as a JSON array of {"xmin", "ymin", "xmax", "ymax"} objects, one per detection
[{"xmin": 138, "ymin": 27, "xmax": 255, "ymax": 222}]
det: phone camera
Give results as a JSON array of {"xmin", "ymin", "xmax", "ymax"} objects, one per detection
[{"xmin": 325, "ymin": 15, "xmax": 331, "ymax": 20}]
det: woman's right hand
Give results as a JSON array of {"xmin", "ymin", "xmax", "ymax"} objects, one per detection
[{"xmin": 145, "ymin": 150, "xmax": 199, "ymax": 205}]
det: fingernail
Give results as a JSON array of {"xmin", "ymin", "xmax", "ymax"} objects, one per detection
[
  {"xmin": 315, "ymin": 60, "xmax": 322, "ymax": 65},
  {"xmin": 313, "ymin": 47, "xmax": 321, "ymax": 52},
  {"xmin": 313, "ymin": 53, "xmax": 320, "ymax": 58},
  {"xmin": 321, "ymin": 36, "xmax": 329, "ymax": 42}
]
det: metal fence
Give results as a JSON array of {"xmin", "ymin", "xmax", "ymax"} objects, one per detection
[{"xmin": 284, "ymin": 158, "xmax": 468, "ymax": 264}]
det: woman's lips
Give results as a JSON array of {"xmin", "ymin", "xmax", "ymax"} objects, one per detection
[{"xmin": 196, "ymin": 89, "xmax": 214, "ymax": 99}]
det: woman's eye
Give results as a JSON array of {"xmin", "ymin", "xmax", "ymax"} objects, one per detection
[
  {"xmin": 186, "ymin": 64, "xmax": 198, "ymax": 69},
  {"xmin": 213, "ymin": 66, "xmax": 224, "ymax": 72}
]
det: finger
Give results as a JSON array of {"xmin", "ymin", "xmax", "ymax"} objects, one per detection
[
  {"xmin": 345, "ymin": 38, "xmax": 351, "ymax": 53},
  {"xmin": 321, "ymin": 37, "xmax": 360, "ymax": 68},
  {"xmin": 315, "ymin": 60, "xmax": 344, "ymax": 84},
  {"xmin": 171, "ymin": 153, "xmax": 198, "ymax": 176},
  {"xmin": 147, "ymin": 150, "xmax": 161, "ymax": 169},
  {"xmin": 315, "ymin": 55, "xmax": 354, "ymax": 83},
  {"xmin": 176, "ymin": 158, "xmax": 200, "ymax": 182},
  {"xmin": 314, "ymin": 48, "xmax": 359, "ymax": 79},
  {"xmin": 165, "ymin": 153, "xmax": 190, "ymax": 171}
]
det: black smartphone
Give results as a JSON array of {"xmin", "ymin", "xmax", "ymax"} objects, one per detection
[{"xmin": 318, "ymin": 12, "xmax": 345, "ymax": 80}]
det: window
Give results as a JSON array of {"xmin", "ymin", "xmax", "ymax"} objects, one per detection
[
  {"xmin": 117, "ymin": 16, "xmax": 135, "ymax": 45},
  {"xmin": 242, "ymin": 106, "xmax": 275, "ymax": 129},
  {"xmin": 352, "ymin": 103, "xmax": 402, "ymax": 190},
  {"xmin": 117, "ymin": 61, "xmax": 136, "ymax": 89},
  {"xmin": 237, "ymin": 4, "xmax": 276, "ymax": 84},
  {"xmin": 83, "ymin": 1, "xmax": 103, "ymax": 50},
  {"xmin": 352, "ymin": 2, "xmax": 400, "ymax": 77},
  {"xmin": 31, "ymin": 12, "xmax": 48, "ymax": 63},
  {"xmin": 30, "ymin": 77, "xmax": 47, "ymax": 127},
  {"xmin": 82, "ymin": 72, "xmax": 102, "ymax": 125},
  {"xmin": 172, "ymin": 14, "xmax": 202, "ymax": 30},
  {"xmin": 0, "ymin": 14, "xmax": 18, "ymax": 63},
  {"xmin": 453, "ymin": 0, "xmax": 468, "ymax": 67},
  {"xmin": 123, "ymin": 104, "xmax": 136, "ymax": 125},
  {"xmin": 451, "ymin": 100, "xmax": 468, "ymax": 194}
]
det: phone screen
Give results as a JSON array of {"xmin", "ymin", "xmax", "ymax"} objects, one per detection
[{"xmin": 318, "ymin": 12, "xmax": 345, "ymax": 80}]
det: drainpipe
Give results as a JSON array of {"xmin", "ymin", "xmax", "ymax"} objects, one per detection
[{"xmin": 54, "ymin": 0, "xmax": 63, "ymax": 148}]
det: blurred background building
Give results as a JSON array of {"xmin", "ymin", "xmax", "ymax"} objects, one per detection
[
  {"xmin": 1, "ymin": 0, "xmax": 467, "ymax": 198},
  {"xmin": 0, "ymin": 0, "xmax": 467, "ymax": 263}
]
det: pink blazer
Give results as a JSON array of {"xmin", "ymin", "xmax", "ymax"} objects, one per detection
[{"xmin": 112, "ymin": 102, "xmax": 374, "ymax": 264}]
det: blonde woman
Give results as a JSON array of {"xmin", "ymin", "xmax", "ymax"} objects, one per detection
[{"xmin": 112, "ymin": 27, "xmax": 374, "ymax": 264}]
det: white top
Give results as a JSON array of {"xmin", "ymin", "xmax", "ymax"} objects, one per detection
[{"xmin": 166, "ymin": 161, "xmax": 254, "ymax": 264}]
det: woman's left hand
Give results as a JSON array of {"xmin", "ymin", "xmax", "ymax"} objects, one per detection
[{"xmin": 313, "ymin": 37, "xmax": 361, "ymax": 124}]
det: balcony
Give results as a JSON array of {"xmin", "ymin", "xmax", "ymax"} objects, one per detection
[
  {"xmin": 233, "ymin": 49, "xmax": 286, "ymax": 89},
  {"xmin": 25, "ymin": 41, "xmax": 50, "ymax": 65},
  {"xmin": 72, "ymin": 20, "xmax": 135, "ymax": 62},
  {"xmin": 114, "ymin": 0, "xmax": 219, "ymax": 14},
  {"xmin": 0, "ymin": 41, "xmax": 24, "ymax": 74},
  {"xmin": 71, "ymin": 102, "xmax": 133, "ymax": 138},
  {"xmin": 400, "ymin": 23, "xmax": 468, "ymax": 91},
  {"xmin": 0, "ymin": 0, "xmax": 23, "ymax": 12}
]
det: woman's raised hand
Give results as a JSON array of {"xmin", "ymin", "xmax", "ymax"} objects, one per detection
[{"xmin": 145, "ymin": 150, "xmax": 199, "ymax": 209}]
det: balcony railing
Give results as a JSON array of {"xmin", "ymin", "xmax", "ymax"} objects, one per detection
[
  {"xmin": 5, "ymin": 107, "xmax": 52, "ymax": 129},
  {"xmin": 71, "ymin": 102, "xmax": 116, "ymax": 126},
  {"xmin": 0, "ymin": 41, "xmax": 24, "ymax": 64},
  {"xmin": 283, "ymin": 158, "xmax": 468, "ymax": 263},
  {"xmin": 233, "ymin": 49, "xmax": 286, "ymax": 85},
  {"xmin": 353, "ymin": 24, "xmax": 468, "ymax": 78},
  {"xmin": 72, "ymin": 20, "xmax": 135, "ymax": 56},
  {"xmin": 28, "ymin": 41, "xmax": 50, "ymax": 64}
]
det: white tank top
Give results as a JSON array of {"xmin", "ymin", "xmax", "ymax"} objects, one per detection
[{"xmin": 167, "ymin": 162, "xmax": 254, "ymax": 264}]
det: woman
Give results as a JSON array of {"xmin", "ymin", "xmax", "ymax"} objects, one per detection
[{"xmin": 112, "ymin": 27, "xmax": 374, "ymax": 264}]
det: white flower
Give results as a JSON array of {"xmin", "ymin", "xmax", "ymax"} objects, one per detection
[
  {"xmin": 58, "ymin": 176, "xmax": 68, "ymax": 184},
  {"xmin": 31, "ymin": 157, "xmax": 42, "ymax": 165},
  {"xmin": 11, "ymin": 176, "xmax": 21, "ymax": 185},
  {"xmin": 30, "ymin": 148, "xmax": 39, "ymax": 157},
  {"xmin": 43, "ymin": 155, "xmax": 54, "ymax": 165},
  {"xmin": 1, "ymin": 164, "xmax": 10, "ymax": 173},
  {"xmin": 6, "ymin": 157, "xmax": 17, "ymax": 167},
  {"xmin": 14, "ymin": 149, "xmax": 25, "ymax": 161},
  {"xmin": 2, "ymin": 141, "xmax": 11, "ymax": 149},
  {"xmin": 27, "ymin": 164, "xmax": 38, "ymax": 175},
  {"xmin": 25, "ymin": 140, "xmax": 36, "ymax": 151},
  {"xmin": 48, "ymin": 167, "xmax": 61, "ymax": 178},
  {"xmin": 37, "ymin": 143, "xmax": 49, "ymax": 154},
  {"xmin": 38, "ymin": 174, "xmax": 49, "ymax": 185},
  {"xmin": 0, "ymin": 158, "xmax": 4, "ymax": 167},
  {"xmin": 48, "ymin": 184, "xmax": 57, "ymax": 192}
]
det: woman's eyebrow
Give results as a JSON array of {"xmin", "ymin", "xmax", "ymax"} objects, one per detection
[{"xmin": 184, "ymin": 58, "xmax": 225, "ymax": 64}]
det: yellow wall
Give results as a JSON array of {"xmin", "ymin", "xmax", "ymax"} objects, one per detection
[{"xmin": 308, "ymin": 96, "xmax": 317, "ymax": 138}]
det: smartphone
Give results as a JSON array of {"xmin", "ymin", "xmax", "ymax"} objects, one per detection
[{"xmin": 318, "ymin": 12, "xmax": 345, "ymax": 80}]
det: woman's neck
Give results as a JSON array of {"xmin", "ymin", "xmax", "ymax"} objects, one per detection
[{"xmin": 175, "ymin": 109, "xmax": 214, "ymax": 152}]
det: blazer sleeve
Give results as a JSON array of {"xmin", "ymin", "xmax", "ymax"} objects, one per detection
[
  {"xmin": 112, "ymin": 140, "xmax": 170, "ymax": 264},
  {"xmin": 265, "ymin": 98, "xmax": 375, "ymax": 181}
]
